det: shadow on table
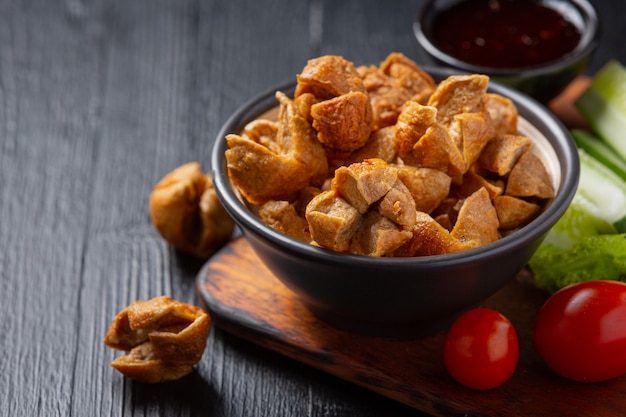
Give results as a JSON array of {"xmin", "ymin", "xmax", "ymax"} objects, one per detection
[
  {"xmin": 218, "ymin": 329, "xmax": 431, "ymax": 417},
  {"xmin": 129, "ymin": 370, "xmax": 218, "ymax": 414}
]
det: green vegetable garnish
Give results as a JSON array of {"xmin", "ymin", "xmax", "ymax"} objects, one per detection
[
  {"xmin": 540, "ymin": 201, "xmax": 616, "ymax": 250},
  {"xmin": 571, "ymin": 128, "xmax": 626, "ymax": 183},
  {"xmin": 575, "ymin": 60, "xmax": 626, "ymax": 161},
  {"xmin": 530, "ymin": 59, "xmax": 626, "ymax": 292},
  {"xmin": 530, "ymin": 148, "xmax": 626, "ymax": 292},
  {"xmin": 574, "ymin": 149, "xmax": 626, "ymax": 232},
  {"xmin": 530, "ymin": 235, "xmax": 626, "ymax": 294}
]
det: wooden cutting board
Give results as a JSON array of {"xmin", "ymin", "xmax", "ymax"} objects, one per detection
[{"xmin": 196, "ymin": 237, "xmax": 625, "ymax": 417}]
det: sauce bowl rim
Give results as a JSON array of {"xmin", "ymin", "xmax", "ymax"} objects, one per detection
[{"xmin": 412, "ymin": 0, "xmax": 600, "ymax": 76}]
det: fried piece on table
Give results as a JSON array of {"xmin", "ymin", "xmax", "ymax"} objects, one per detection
[
  {"xmin": 149, "ymin": 162, "xmax": 234, "ymax": 259},
  {"xmin": 103, "ymin": 296, "xmax": 210, "ymax": 384}
]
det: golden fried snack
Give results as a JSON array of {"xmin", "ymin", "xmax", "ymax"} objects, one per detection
[
  {"xmin": 331, "ymin": 158, "xmax": 398, "ymax": 214},
  {"xmin": 296, "ymin": 55, "xmax": 365, "ymax": 99},
  {"xmin": 431, "ymin": 196, "xmax": 462, "ymax": 229},
  {"xmin": 359, "ymin": 52, "xmax": 436, "ymax": 130},
  {"xmin": 310, "ymin": 90, "xmax": 372, "ymax": 151},
  {"xmin": 449, "ymin": 111, "xmax": 493, "ymax": 170},
  {"xmin": 226, "ymin": 92, "xmax": 328, "ymax": 204},
  {"xmin": 478, "ymin": 134, "xmax": 533, "ymax": 176},
  {"xmin": 295, "ymin": 186, "xmax": 323, "ymax": 216},
  {"xmin": 397, "ymin": 165, "xmax": 451, "ymax": 213},
  {"xmin": 482, "ymin": 93, "xmax": 518, "ymax": 137},
  {"xmin": 241, "ymin": 119, "xmax": 280, "ymax": 150},
  {"xmin": 352, "ymin": 211, "xmax": 413, "ymax": 256},
  {"xmin": 103, "ymin": 296, "xmax": 210, "ymax": 384},
  {"xmin": 505, "ymin": 150, "xmax": 555, "ymax": 199},
  {"xmin": 494, "ymin": 195, "xmax": 541, "ymax": 230},
  {"xmin": 450, "ymin": 187, "xmax": 500, "ymax": 247},
  {"xmin": 310, "ymin": 159, "xmax": 443, "ymax": 254},
  {"xmin": 378, "ymin": 179, "xmax": 417, "ymax": 228},
  {"xmin": 456, "ymin": 170, "xmax": 504, "ymax": 200},
  {"xmin": 394, "ymin": 100, "xmax": 437, "ymax": 158},
  {"xmin": 428, "ymin": 74, "xmax": 490, "ymax": 126},
  {"xmin": 149, "ymin": 162, "xmax": 234, "ymax": 259},
  {"xmin": 258, "ymin": 200, "xmax": 311, "ymax": 243},
  {"xmin": 433, "ymin": 212, "xmax": 454, "ymax": 232},
  {"xmin": 379, "ymin": 52, "xmax": 436, "ymax": 104},
  {"xmin": 294, "ymin": 92, "xmax": 318, "ymax": 123},
  {"xmin": 345, "ymin": 125, "xmax": 398, "ymax": 165},
  {"xmin": 398, "ymin": 188, "xmax": 498, "ymax": 256},
  {"xmin": 396, "ymin": 211, "xmax": 472, "ymax": 256},
  {"xmin": 358, "ymin": 65, "xmax": 399, "ymax": 129},
  {"xmin": 410, "ymin": 123, "xmax": 465, "ymax": 178},
  {"xmin": 306, "ymin": 190, "xmax": 362, "ymax": 252},
  {"xmin": 295, "ymin": 56, "xmax": 373, "ymax": 152}
]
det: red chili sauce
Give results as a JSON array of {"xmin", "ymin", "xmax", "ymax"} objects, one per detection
[{"xmin": 432, "ymin": 0, "xmax": 582, "ymax": 69}]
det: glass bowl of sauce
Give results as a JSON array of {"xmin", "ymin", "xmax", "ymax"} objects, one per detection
[{"xmin": 414, "ymin": 0, "xmax": 599, "ymax": 103}]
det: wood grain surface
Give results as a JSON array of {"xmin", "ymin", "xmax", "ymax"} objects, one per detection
[
  {"xmin": 198, "ymin": 237, "xmax": 626, "ymax": 417},
  {"xmin": 1, "ymin": 0, "xmax": 626, "ymax": 416}
]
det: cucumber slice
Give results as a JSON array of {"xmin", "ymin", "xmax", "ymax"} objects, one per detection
[
  {"xmin": 571, "ymin": 129, "xmax": 626, "ymax": 182},
  {"xmin": 575, "ymin": 60, "xmax": 626, "ymax": 161}
]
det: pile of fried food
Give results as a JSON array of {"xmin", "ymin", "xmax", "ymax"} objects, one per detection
[
  {"xmin": 226, "ymin": 53, "xmax": 555, "ymax": 257},
  {"xmin": 103, "ymin": 296, "xmax": 211, "ymax": 383}
]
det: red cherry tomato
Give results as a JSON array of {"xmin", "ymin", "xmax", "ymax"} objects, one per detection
[
  {"xmin": 534, "ymin": 280, "xmax": 626, "ymax": 382},
  {"xmin": 444, "ymin": 308, "xmax": 519, "ymax": 390}
]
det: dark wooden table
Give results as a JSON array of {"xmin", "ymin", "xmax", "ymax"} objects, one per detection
[{"xmin": 2, "ymin": 1, "xmax": 625, "ymax": 416}]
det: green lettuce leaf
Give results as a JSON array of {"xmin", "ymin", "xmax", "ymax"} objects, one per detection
[{"xmin": 529, "ymin": 234, "xmax": 626, "ymax": 294}]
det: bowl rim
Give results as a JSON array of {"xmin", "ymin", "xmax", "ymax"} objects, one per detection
[
  {"xmin": 412, "ymin": 0, "xmax": 600, "ymax": 76},
  {"xmin": 211, "ymin": 67, "xmax": 579, "ymax": 269}
]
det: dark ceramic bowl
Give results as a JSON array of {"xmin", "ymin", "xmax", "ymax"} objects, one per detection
[
  {"xmin": 211, "ymin": 69, "xmax": 578, "ymax": 338},
  {"xmin": 413, "ymin": 0, "xmax": 599, "ymax": 103}
]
